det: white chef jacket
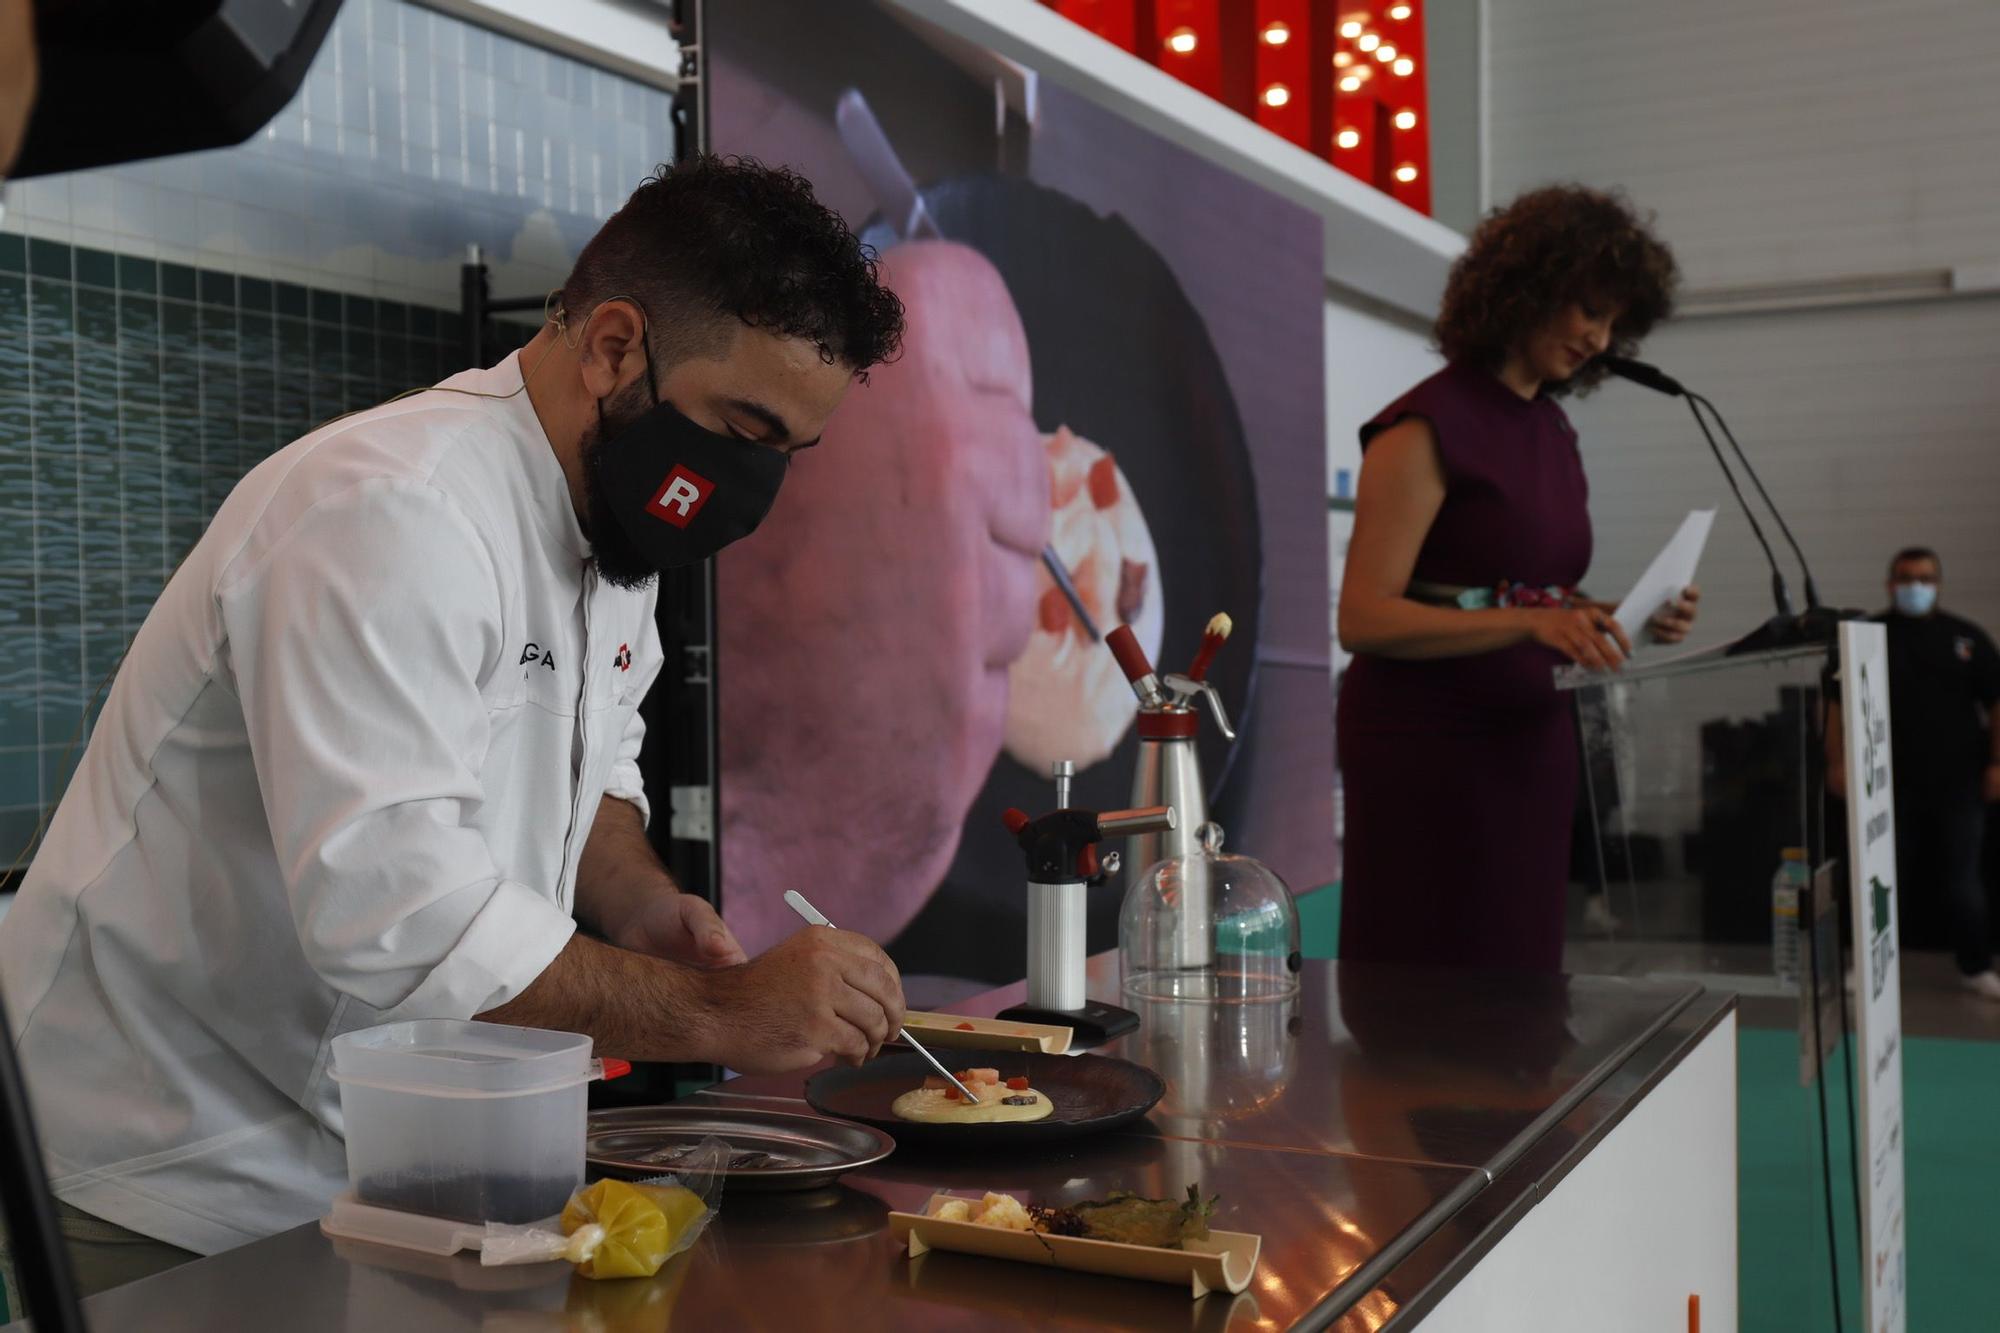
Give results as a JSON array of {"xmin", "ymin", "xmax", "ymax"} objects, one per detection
[{"xmin": 0, "ymin": 351, "xmax": 665, "ymax": 1253}]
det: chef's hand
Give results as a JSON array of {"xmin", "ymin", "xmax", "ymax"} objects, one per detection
[
  {"xmin": 617, "ymin": 891, "xmax": 747, "ymax": 969},
  {"xmin": 1648, "ymin": 584, "xmax": 1701, "ymax": 644},
  {"xmin": 701, "ymin": 926, "xmax": 906, "ymax": 1075}
]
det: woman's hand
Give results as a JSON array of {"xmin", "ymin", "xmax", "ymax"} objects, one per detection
[
  {"xmin": 1647, "ymin": 584, "xmax": 1701, "ymax": 644},
  {"xmin": 1525, "ymin": 606, "xmax": 1631, "ymax": 672}
]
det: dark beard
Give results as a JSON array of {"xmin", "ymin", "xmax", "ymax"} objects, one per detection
[{"xmin": 579, "ymin": 378, "xmax": 664, "ymax": 592}]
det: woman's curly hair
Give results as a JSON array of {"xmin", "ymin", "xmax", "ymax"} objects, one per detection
[{"xmin": 1434, "ymin": 185, "xmax": 1678, "ymax": 396}]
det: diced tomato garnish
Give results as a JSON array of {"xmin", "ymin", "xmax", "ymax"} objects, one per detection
[
  {"xmin": 1037, "ymin": 586, "xmax": 1071, "ymax": 635},
  {"xmin": 1006, "ymin": 1076, "xmax": 1030, "ymax": 1090},
  {"xmin": 944, "ymin": 1087, "xmax": 963, "ymax": 1101},
  {"xmin": 1088, "ymin": 454, "xmax": 1121, "ymax": 510},
  {"xmin": 955, "ymin": 1022, "xmax": 976, "ymax": 1031}
]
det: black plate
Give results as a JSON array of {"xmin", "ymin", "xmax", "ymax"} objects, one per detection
[{"xmin": 804, "ymin": 1051, "xmax": 1164, "ymax": 1148}]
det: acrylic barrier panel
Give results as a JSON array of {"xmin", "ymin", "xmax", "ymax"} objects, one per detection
[{"xmin": 1561, "ymin": 646, "xmax": 1835, "ymax": 995}]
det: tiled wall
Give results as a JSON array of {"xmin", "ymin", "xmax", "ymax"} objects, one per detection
[
  {"xmin": 0, "ymin": 0, "xmax": 675, "ymax": 865},
  {"xmin": 0, "ymin": 235, "xmax": 476, "ymax": 858}
]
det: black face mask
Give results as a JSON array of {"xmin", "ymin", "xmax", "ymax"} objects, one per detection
[
  {"xmin": 577, "ymin": 315, "xmax": 792, "ymax": 587},
  {"xmin": 592, "ymin": 398, "xmax": 790, "ymax": 577}
]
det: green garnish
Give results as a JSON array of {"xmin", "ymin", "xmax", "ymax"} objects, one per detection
[{"xmin": 1052, "ymin": 1184, "xmax": 1218, "ymax": 1250}]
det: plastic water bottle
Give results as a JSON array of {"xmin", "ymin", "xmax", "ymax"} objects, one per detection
[{"xmin": 1771, "ymin": 847, "xmax": 1808, "ymax": 985}]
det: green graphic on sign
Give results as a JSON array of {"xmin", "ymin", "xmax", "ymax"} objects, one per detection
[{"xmin": 1871, "ymin": 875, "xmax": 1892, "ymax": 936}]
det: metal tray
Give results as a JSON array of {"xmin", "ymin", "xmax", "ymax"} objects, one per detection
[{"xmin": 585, "ymin": 1104, "xmax": 895, "ymax": 1193}]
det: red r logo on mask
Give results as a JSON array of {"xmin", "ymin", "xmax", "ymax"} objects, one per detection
[{"xmin": 647, "ymin": 465, "xmax": 714, "ymax": 528}]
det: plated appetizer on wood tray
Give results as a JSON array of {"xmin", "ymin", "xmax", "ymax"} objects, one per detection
[
  {"xmin": 889, "ymin": 1186, "xmax": 1260, "ymax": 1298},
  {"xmin": 897, "ymin": 1012, "xmax": 1075, "ymax": 1054}
]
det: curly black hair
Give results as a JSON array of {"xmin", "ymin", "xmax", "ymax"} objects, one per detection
[
  {"xmin": 1435, "ymin": 185, "xmax": 1678, "ymax": 396},
  {"xmin": 560, "ymin": 154, "xmax": 905, "ymax": 379}
]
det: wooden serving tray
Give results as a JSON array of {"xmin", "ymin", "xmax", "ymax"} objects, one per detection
[
  {"xmin": 889, "ymin": 1193, "xmax": 1260, "ymax": 1299},
  {"xmin": 898, "ymin": 1012, "xmax": 1074, "ymax": 1054}
]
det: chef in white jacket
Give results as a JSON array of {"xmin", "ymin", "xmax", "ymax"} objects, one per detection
[{"xmin": 0, "ymin": 156, "xmax": 910, "ymax": 1297}]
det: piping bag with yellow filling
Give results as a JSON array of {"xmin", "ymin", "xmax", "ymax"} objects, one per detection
[{"xmin": 480, "ymin": 1136, "xmax": 726, "ymax": 1277}]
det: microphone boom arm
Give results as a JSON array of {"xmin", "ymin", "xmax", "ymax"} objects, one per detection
[
  {"xmin": 1683, "ymin": 394, "xmax": 1795, "ymax": 619},
  {"xmin": 1688, "ymin": 391, "xmax": 1822, "ymax": 611}
]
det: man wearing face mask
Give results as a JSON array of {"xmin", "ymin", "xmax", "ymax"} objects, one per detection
[
  {"xmin": 0, "ymin": 156, "xmax": 909, "ymax": 1287},
  {"xmin": 1829, "ymin": 547, "xmax": 2000, "ymax": 1001}
]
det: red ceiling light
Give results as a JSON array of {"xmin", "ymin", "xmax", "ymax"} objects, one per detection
[
  {"xmin": 1035, "ymin": 0, "xmax": 1431, "ymax": 216},
  {"xmin": 1043, "ymin": 0, "xmax": 1140, "ymax": 53}
]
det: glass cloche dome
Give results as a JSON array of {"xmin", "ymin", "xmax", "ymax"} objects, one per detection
[{"xmin": 1120, "ymin": 822, "xmax": 1301, "ymax": 1002}]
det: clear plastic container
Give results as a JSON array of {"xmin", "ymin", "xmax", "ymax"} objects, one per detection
[
  {"xmin": 1120, "ymin": 822, "xmax": 1302, "ymax": 1002},
  {"xmin": 330, "ymin": 1019, "xmax": 597, "ymax": 1224}
]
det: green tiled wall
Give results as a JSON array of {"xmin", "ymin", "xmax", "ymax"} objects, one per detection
[{"xmin": 0, "ymin": 233, "xmax": 470, "ymax": 863}]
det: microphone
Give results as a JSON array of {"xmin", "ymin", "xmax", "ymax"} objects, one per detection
[
  {"xmin": 1597, "ymin": 354, "xmax": 1855, "ymax": 651},
  {"xmin": 1688, "ymin": 392, "xmax": 1824, "ymax": 614},
  {"xmin": 1601, "ymin": 356, "xmax": 1823, "ymax": 613},
  {"xmin": 1598, "ymin": 355, "xmax": 1796, "ymax": 622},
  {"xmin": 1598, "ymin": 354, "xmax": 1686, "ymax": 397}
]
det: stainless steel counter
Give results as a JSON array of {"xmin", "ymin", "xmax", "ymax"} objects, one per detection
[{"xmin": 7, "ymin": 960, "xmax": 1734, "ymax": 1331}]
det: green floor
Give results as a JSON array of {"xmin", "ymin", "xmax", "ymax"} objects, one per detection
[
  {"xmin": 1738, "ymin": 1027, "xmax": 2000, "ymax": 1332},
  {"xmin": 1298, "ymin": 883, "xmax": 2000, "ymax": 1331}
]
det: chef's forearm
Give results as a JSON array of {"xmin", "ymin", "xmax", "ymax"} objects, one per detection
[
  {"xmin": 573, "ymin": 796, "xmax": 679, "ymax": 945},
  {"xmin": 477, "ymin": 932, "xmax": 719, "ymax": 1063}
]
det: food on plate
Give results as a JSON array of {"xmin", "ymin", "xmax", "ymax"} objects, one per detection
[
  {"xmin": 928, "ymin": 1184, "xmax": 1219, "ymax": 1251},
  {"xmin": 1003, "ymin": 425, "xmax": 1165, "ymax": 775},
  {"xmin": 1055, "ymin": 1185, "xmax": 1218, "ymax": 1249},
  {"xmin": 890, "ymin": 1067, "xmax": 1054, "ymax": 1124}
]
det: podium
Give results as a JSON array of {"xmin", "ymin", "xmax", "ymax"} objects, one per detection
[
  {"xmin": 1557, "ymin": 627, "xmax": 1907, "ymax": 1333},
  {"xmin": 1556, "ymin": 642, "xmax": 1834, "ymax": 992}
]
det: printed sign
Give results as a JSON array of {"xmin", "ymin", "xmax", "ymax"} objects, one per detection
[{"xmin": 1839, "ymin": 622, "xmax": 1907, "ymax": 1333}]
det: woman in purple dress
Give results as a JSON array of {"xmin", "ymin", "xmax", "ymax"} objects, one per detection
[{"xmin": 1337, "ymin": 186, "xmax": 1694, "ymax": 973}]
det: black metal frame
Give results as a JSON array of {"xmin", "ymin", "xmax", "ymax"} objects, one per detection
[
  {"xmin": 455, "ymin": 4, "xmax": 717, "ymax": 1103},
  {"xmin": 453, "ymin": 0, "xmax": 718, "ymax": 900}
]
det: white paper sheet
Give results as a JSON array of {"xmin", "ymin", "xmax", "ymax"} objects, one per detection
[{"xmin": 1613, "ymin": 508, "xmax": 1715, "ymax": 640}]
